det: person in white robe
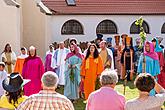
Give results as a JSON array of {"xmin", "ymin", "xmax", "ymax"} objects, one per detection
[{"xmin": 51, "ymin": 42, "xmax": 69, "ymax": 85}]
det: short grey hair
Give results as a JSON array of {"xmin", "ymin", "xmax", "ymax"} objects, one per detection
[
  {"xmin": 100, "ymin": 69, "xmax": 118, "ymax": 86},
  {"xmin": 41, "ymin": 71, "xmax": 59, "ymax": 87}
]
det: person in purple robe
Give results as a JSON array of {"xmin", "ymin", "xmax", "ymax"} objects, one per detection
[
  {"xmin": 44, "ymin": 44, "xmax": 54, "ymax": 72},
  {"xmin": 22, "ymin": 46, "xmax": 44, "ymax": 96}
]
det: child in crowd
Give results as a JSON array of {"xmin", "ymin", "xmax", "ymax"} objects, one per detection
[{"xmin": 0, "ymin": 62, "xmax": 7, "ymax": 97}]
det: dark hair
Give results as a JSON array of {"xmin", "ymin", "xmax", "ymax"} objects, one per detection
[
  {"xmin": 151, "ymin": 38, "xmax": 156, "ymax": 42},
  {"xmin": 135, "ymin": 73, "xmax": 155, "ymax": 92},
  {"xmin": 21, "ymin": 47, "xmax": 25, "ymax": 51},
  {"xmin": 2, "ymin": 43, "xmax": 12, "ymax": 53},
  {"xmin": 70, "ymin": 39, "xmax": 77, "ymax": 44},
  {"xmin": 121, "ymin": 34, "xmax": 128, "ymax": 38},
  {"xmin": 49, "ymin": 44, "xmax": 53, "ymax": 48},
  {"xmin": 0, "ymin": 64, "xmax": 5, "ymax": 68},
  {"xmin": 85, "ymin": 44, "xmax": 99, "ymax": 60},
  {"xmin": 7, "ymin": 89, "xmax": 23, "ymax": 107}
]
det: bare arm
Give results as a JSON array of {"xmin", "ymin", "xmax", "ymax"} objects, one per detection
[{"xmin": 154, "ymin": 82, "xmax": 165, "ymax": 94}]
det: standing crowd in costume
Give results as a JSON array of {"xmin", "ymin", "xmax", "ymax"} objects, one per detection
[{"xmin": 0, "ymin": 34, "xmax": 164, "ymax": 110}]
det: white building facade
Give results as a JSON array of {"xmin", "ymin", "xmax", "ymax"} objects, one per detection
[
  {"xmin": 42, "ymin": 0, "xmax": 165, "ymax": 47},
  {"xmin": 48, "ymin": 15, "xmax": 165, "ymax": 45},
  {"xmin": 1, "ymin": 0, "xmax": 165, "ymax": 58}
]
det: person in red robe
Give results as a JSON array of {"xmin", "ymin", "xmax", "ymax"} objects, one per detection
[
  {"xmin": 22, "ymin": 46, "xmax": 44, "ymax": 96},
  {"xmin": 152, "ymin": 38, "xmax": 165, "ymax": 88}
]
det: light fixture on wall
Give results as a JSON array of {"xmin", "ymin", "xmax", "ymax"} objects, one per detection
[{"xmin": 3, "ymin": 0, "xmax": 20, "ymax": 8}]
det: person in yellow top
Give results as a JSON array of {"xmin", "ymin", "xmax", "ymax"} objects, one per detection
[
  {"xmin": 0, "ymin": 72, "xmax": 30, "ymax": 109},
  {"xmin": 14, "ymin": 47, "xmax": 28, "ymax": 75},
  {"xmin": 1, "ymin": 43, "xmax": 16, "ymax": 74}
]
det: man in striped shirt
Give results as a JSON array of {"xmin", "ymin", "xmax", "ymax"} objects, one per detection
[{"xmin": 17, "ymin": 71, "xmax": 74, "ymax": 110}]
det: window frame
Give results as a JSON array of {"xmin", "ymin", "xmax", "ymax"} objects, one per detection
[
  {"xmin": 130, "ymin": 21, "xmax": 150, "ymax": 34},
  {"xmin": 61, "ymin": 19, "xmax": 84, "ymax": 35},
  {"xmin": 161, "ymin": 23, "xmax": 165, "ymax": 34},
  {"xmin": 96, "ymin": 20, "xmax": 118, "ymax": 34}
]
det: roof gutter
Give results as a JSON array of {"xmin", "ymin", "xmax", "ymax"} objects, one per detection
[
  {"xmin": 36, "ymin": 1, "xmax": 52, "ymax": 15},
  {"xmin": 3, "ymin": 0, "xmax": 20, "ymax": 8}
]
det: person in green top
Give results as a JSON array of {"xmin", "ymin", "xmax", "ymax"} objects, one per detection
[{"xmin": 0, "ymin": 72, "xmax": 30, "ymax": 109}]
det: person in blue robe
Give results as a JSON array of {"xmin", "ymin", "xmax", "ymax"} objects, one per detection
[
  {"xmin": 64, "ymin": 43, "xmax": 82, "ymax": 101},
  {"xmin": 137, "ymin": 41, "xmax": 160, "ymax": 96},
  {"xmin": 51, "ymin": 42, "xmax": 69, "ymax": 86}
]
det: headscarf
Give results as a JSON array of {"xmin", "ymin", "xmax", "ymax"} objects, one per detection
[
  {"xmin": 46, "ymin": 44, "xmax": 54, "ymax": 55},
  {"xmin": 144, "ymin": 41, "xmax": 159, "ymax": 60},
  {"xmin": 154, "ymin": 38, "xmax": 163, "ymax": 52},
  {"xmin": 65, "ymin": 43, "xmax": 82, "ymax": 60},
  {"xmin": 18, "ymin": 47, "xmax": 28, "ymax": 59},
  {"xmin": 24, "ymin": 46, "xmax": 38, "ymax": 63}
]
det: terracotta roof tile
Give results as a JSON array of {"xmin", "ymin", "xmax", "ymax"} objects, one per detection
[{"xmin": 42, "ymin": 0, "xmax": 165, "ymax": 15}]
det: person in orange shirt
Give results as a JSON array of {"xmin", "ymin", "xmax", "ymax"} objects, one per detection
[
  {"xmin": 14, "ymin": 47, "xmax": 28, "ymax": 75},
  {"xmin": 81, "ymin": 44, "xmax": 104, "ymax": 100}
]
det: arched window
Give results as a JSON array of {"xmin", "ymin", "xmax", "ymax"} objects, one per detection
[
  {"xmin": 96, "ymin": 20, "xmax": 117, "ymax": 34},
  {"xmin": 61, "ymin": 20, "xmax": 84, "ymax": 35},
  {"xmin": 161, "ymin": 23, "xmax": 165, "ymax": 34},
  {"xmin": 130, "ymin": 21, "xmax": 150, "ymax": 34}
]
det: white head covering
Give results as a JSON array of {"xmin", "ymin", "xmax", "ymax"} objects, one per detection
[
  {"xmin": 46, "ymin": 44, "xmax": 54, "ymax": 55},
  {"xmin": 18, "ymin": 47, "xmax": 28, "ymax": 59},
  {"xmin": 59, "ymin": 41, "xmax": 64, "ymax": 44},
  {"xmin": 29, "ymin": 46, "xmax": 36, "ymax": 50}
]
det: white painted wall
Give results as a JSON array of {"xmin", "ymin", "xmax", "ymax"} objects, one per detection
[
  {"xmin": 0, "ymin": 0, "xmax": 21, "ymax": 55},
  {"xmin": 1, "ymin": 2, "xmax": 164, "ymax": 60},
  {"xmin": 22, "ymin": 0, "xmax": 47, "ymax": 58},
  {"xmin": 48, "ymin": 15, "xmax": 165, "ymax": 46}
]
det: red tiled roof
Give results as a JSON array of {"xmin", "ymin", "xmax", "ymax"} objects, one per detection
[{"xmin": 42, "ymin": 0, "xmax": 165, "ymax": 15}]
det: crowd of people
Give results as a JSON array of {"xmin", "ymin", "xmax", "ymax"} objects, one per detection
[{"xmin": 0, "ymin": 33, "xmax": 164, "ymax": 110}]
